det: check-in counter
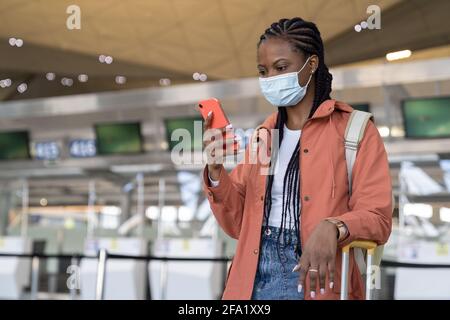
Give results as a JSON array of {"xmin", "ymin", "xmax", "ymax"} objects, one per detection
[
  {"xmin": 0, "ymin": 237, "xmax": 31, "ymax": 299},
  {"xmin": 80, "ymin": 237, "xmax": 147, "ymax": 300}
]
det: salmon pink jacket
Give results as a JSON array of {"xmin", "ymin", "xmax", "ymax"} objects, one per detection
[{"xmin": 202, "ymin": 99, "xmax": 393, "ymax": 300}]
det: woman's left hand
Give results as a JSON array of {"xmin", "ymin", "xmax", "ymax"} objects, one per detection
[{"xmin": 293, "ymin": 220, "xmax": 338, "ymax": 298}]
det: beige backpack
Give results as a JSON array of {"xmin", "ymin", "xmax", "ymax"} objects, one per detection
[{"xmin": 344, "ymin": 110, "xmax": 395, "ymax": 275}]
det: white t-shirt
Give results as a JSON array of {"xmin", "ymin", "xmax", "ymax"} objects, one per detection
[
  {"xmin": 265, "ymin": 124, "xmax": 301, "ymax": 228},
  {"xmin": 208, "ymin": 124, "xmax": 302, "ymax": 229}
]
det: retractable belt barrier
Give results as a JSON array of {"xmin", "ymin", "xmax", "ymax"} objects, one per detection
[{"xmin": 0, "ymin": 252, "xmax": 449, "ymax": 300}]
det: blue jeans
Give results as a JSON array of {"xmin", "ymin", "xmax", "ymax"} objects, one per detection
[{"xmin": 251, "ymin": 225, "xmax": 304, "ymax": 300}]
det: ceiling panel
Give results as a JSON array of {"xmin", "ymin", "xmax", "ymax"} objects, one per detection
[{"xmin": 0, "ymin": 0, "xmax": 405, "ymax": 100}]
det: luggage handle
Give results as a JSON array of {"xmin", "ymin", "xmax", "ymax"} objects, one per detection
[{"xmin": 340, "ymin": 240, "xmax": 377, "ymax": 300}]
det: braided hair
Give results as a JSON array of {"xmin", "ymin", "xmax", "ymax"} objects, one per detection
[{"xmin": 257, "ymin": 17, "xmax": 333, "ymax": 260}]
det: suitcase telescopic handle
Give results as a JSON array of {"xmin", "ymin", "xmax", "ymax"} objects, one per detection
[{"xmin": 340, "ymin": 240, "xmax": 377, "ymax": 300}]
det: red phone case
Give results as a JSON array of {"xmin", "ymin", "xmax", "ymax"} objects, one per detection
[
  {"xmin": 198, "ymin": 98, "xmax": 239, "ymax": 152},
  {"xmin": 198, "ymin": 98, "xmax": 230, "ymax": 129}
]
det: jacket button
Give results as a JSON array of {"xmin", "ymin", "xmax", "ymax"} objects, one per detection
[
  {"xmin": 253, "ymin": 249, "xmax": 258, "ymax": 254},
  {"xmin": 304, "ymin": 195, "xmax": 310, "ymax": 201},
  {"xmin": 303, "ymin": 148, "xmax": 309, "ymax": 153}
]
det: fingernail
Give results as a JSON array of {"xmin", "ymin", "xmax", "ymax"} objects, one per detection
[
  {"xmin": 226, "ymin": 123, "xmax": 233, "ymax": 129},
  {"xmin": 208, "ymin": 111, "xmax": 212, "ymax": 116},
  {"xmin": 329, "ymin": 282, "xmax": 334, "ymax": 289},
  {"xmin": 292, "ymin": 265, "xmax": 299, "ymax": 272},
  {"xmin": 297, "ymin": 284, "xmax": 302, "ymax": 293},
  {"xmin": 310, "ymin": 291, "xmax": 316, "ymax": 299},
  {"xmin": 320, "ymin": 288, "xmax": 325, "ymax": 295}
]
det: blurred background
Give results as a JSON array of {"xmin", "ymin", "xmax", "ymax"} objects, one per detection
[{"xmin": 0, "ymin": 0, "xmax": 450, "ymax": 300}]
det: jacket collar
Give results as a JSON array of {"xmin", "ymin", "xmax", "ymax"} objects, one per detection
[{"xmin": 258, "ymin": 99, "xmax": 352, "ymax": 130}]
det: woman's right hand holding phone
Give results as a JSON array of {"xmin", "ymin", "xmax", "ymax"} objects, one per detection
[{"xmin": 202, "ymin": 110, "xmax": 240, "ymax": 181}]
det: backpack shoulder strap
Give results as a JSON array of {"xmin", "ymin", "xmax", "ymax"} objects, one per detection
[
  {"xmin": 344, "ymin": 110, "xmax": 373, "ymax": 195},
  {"xmin": 344, "ymin": 110, "xmax": 374, "ymax": 275}
]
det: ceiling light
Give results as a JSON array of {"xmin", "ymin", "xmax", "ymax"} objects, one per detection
[
  {"xmin": 17, "ymin": 83, "xmax": 27, "ymax": 93},
  {"xmin": 46, "ymin": 73, "xmax": 56, "ymax": 81},
  {"xmin": 192, "ymin": 72, "xmax": 200, "ymax": 80},
  {"xmin": 161, "ymin": 206, "xmax": 177, "ymax": 222},
  {"xmin": 0, "ymin": 79, "xmax": 10, "ymax": 88},
  {"xmin": 178, "ymin": 206, "xmax": 194, "ymax": 222},
  {"xmin": 111, "ymin": 164, "xmax": 163, "ymax": 173},
  {"xmin": 15, "ymin": 39, "xmax": 23, "ymax": 47},
  {"xmin": 78, "ymin": 74, "xmax": 88, "ymax": 82},
  {"xmin": 99, "ymin": 55, "xmax": 106, "ymax": 63},
  {"xmin": 159, "ymin": 78, "xmax": 171, "ymax": 86},
  {"xmin": 160, "ymin": 141, "xmax": 168, "ymax": 150},
  {"xmin": 390, "ymin": 126, "xmax": 405, "ymax": 138},
  {"xmin": 61, "ymin": 77, "xmax": 73, "ymax": 86},
  {"xmin": 101, "ymin": 206, "xmax": 121, "ymax": 216},
  {"xmin": 386, "ymin": 50, "xmax": 412, "ymax": 62},
  {"xmin": 40, "ymin": 198, "xmax": 48, "ymax": 206},
  {"xmin": 145, "ymin": 206, "xmax": 159, "ymax": 220},
  {"xmin": 115, "ymin": 75, "xmax": 126, "ymax": 84},
  {"xmin": 8, "ymin": 38, "xmax": 16, "ymax": 46},
  {"xmin": 199, "ymin": 73, "xmax": 207, "ymax": 81},
  {"xmin": 105, "ymin": 56, "xmax": 113, "ymax": 64}
]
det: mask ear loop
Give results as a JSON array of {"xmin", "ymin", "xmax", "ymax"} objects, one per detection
[
  {"xmin": 304, "ymin": 72, "xmax": 313, "ymax": 88},
  {"xmin": 298, "ymin": 55, "xmax": 315, "ymax": 88},
  {"xmin": 297, "ymin": 55, "xmax": 311, "ymax": 75}
]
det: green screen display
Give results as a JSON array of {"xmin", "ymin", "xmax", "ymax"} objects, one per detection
[
  {"xmin": 0, "ymin": 131, "xmax": 31, "ymax": 160},
  {"xmin": 351, "ymin": 103, "xmax": 370, "ymax": 113},
  {"xmin": 164, "ymin": 117, "xmax": 203, "ymax": 151},
  {"xmin": 402, "ymin": 97, "xmax": 450, "ymax": 138},
  {"xmin": 95, "ymin": 122, "xmax": 143, "ymax": 155}
]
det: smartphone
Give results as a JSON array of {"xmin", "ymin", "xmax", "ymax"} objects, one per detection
[
  {"xmin": 198, "ymin": 98, "xmax": 230, "ymax": 129},
  {"xmin": 198, "ymin": 98, "xmax": 239, "ymax": 152}
]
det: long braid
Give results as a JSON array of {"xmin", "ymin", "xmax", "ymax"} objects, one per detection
[{"xmin": 258, "ymin": 17, "xmax": 333, "ymax": 260}]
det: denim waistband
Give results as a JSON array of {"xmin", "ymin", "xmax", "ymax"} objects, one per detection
[{"xmin": 261, "ymin": 225, "xmax": 299, "ymax": 245}]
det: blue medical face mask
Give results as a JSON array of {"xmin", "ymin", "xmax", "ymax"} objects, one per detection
[{"xmin": 259, "ymin": 57, "xmax": 313, "ymax": 107}]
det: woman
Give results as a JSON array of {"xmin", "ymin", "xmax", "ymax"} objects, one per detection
[{"xmin": 202, "ymin": 17, "xmax": 392, "ymax": 300}]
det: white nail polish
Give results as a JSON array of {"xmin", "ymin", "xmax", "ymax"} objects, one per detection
[
  {"xmin": 208, "ymin": 111, "xmax": 212, "ymax": 116},
  {"xmin": 330, "ymin": 282, "xmax": 334, "ymax": 289},
  {"xmin": 226, "ymin": 123, "xmax": 233, "ymax": 129},
  {"xmin": 297, "ymin": 284, "xmax": 302, "ymax": 293},
  {"xmin": 310, "ymin": 291, "xmax": 316, "ymax": 299},
  {"xmin": 320, "ymin": 288, "xmax": 325, "ymax": 295},
  {"xmin": 292, "ymin": 265, "xmax": 299, "ymax": 272}
]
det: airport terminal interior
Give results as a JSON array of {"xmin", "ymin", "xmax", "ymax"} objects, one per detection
[{"xmin": 0, "ymin": 0, "xmax": 450, "ymax": 300}]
